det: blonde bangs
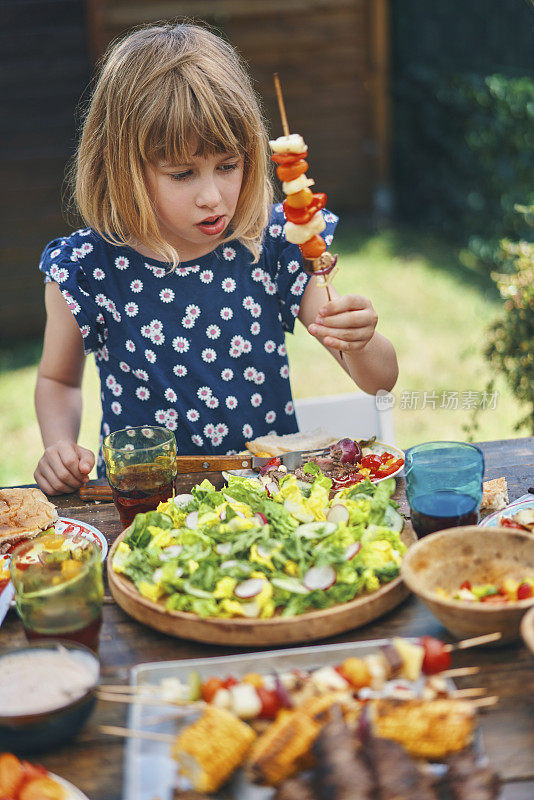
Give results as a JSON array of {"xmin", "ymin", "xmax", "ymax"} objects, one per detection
[{"xmin": 74, "ymin": 23, "xmax": 273, "ymax": 267}]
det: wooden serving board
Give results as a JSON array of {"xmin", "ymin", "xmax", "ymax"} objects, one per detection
[{"xmin": 108, "ymin": 524, "xmax": 417, "ymax": 647}]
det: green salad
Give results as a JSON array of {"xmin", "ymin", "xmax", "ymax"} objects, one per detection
[{"xmin": 112, "ymin": 469, "xmax": 406, "ymax": 619}]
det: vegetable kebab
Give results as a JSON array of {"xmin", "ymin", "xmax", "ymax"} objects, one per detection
[{"xmin": 270, "ymin": 75, "xmax": 339, "ymax": 294}]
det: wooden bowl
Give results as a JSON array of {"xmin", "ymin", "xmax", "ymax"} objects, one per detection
[
  {"xmin": 520, "ymin": 605, "xmax": 534, "ymax": 656},
  {"xmin": 108, "ymin": 525, "xmax": 416, "ymax": 647},
  {"xmin": 401, "ymin": 526, "xmax": 534, "ymax": 644}
]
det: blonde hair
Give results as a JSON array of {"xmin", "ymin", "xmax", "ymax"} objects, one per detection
[{"xmin": 72, "ymin": 23, "xmax": 273, "ymax": 266}]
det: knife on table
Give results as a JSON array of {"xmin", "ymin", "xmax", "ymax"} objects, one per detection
[{"xmin": 78, "ymin": 449, "xmax": 326, "ymax": 501}]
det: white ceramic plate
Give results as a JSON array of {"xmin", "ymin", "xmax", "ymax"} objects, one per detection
[
  {"xmin": 225, "ymin": 440, "xmax": 405, "ymax": 484},
  {"xmin": 52, "ymin": 773, "xmax": 90, "ymax": 800},
  {"xmin": 479, "ymin": 498, "xmax": 534, "ymax": 529}
]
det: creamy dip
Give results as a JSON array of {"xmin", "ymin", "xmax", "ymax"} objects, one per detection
[{"xmin": 0, "ymin": 646, "xmax": 99, "ymax": 716}]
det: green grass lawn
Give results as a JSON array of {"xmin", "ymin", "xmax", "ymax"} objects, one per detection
[{"xmin": 0, "ymin": 225, "xmax": 527, "ymax": 487}]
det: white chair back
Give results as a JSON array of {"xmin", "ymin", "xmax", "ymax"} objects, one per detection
[{"xmin": 294, "ymin": 391, "xmax": 395, "ymax": 444}]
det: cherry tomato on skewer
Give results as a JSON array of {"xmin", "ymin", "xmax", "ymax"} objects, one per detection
[
  {"xmin": 419, "ymin": 635, "xmax": 452, "ymax": 675},
  {"xmin": 270, "ymin": 150, "xmax": 308, "ymax": 165},
  {"xmin": 300, "ymin": 236, "xmax": 326, "ymax": 260}
]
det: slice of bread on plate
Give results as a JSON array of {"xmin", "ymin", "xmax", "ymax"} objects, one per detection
[
  {"xmin": 0, "ymin": 487, "xmax": 58, "ymax": 553},
  {"xmin": 246, "ymin": 429, "xmax": 337, "ymax": 457},
  {"xmin": 480, "ymin": 476, "xmax": 509, "ymax": 514}
]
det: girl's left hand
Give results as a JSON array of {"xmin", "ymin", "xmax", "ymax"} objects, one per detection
[{"xmin": 307, "ymin": 295, "xmax": 378, "ymax": 353}]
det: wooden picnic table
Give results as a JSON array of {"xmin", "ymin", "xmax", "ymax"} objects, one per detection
[{"xmin": 2, "ymin": 437, "xmax": 534, "ymax": 800}]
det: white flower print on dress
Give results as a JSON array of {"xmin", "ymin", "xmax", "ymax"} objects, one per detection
[
  {"xmin": 243, "ymin": 296, "xmax": 254, "ymax": 311},
  {"xmin": 207, "ymin": 396, "xmax": 219, "ymax": 409},
  {"xmin": 206, "ymin": 324, "xmax": 220, "ymax": 339},
  {"xmin": 53, "ymin": 268, "xmax": 69, "ymax": 283},
  {"xmin": 130, "ymin": 279, "xmax": 143, "ymax": 293},
  {"xmin": 226, "ymin": 396, "xmax": 238, "ymax": 410},
  {"xmin": 111, "ymin": 401, "xmax": 122, "ymax": 415},
  {"xmin": 103, "ymin": 422, "xmax": 110, "ymax": 436},
  {"xmin": 265, "ymin": 410, "xmax": 276, "ymax": 423},
  {"xmin": 149, "ymin": 319, "xmax": 163, "ymax": 333},
  {"xmin": 215, "ymin": 423, "xmax": 228, "ymax": 437},
  {"xmin": 287, "ymin": 259, "xmax": 300, "ymax": 274},
  {"xmin": 61, "ymin": 290, "xmax": 80, "ymax": 314},
  {"xmin": 264, "ymin": 279, "xmax": 277, "ymax": 296},
  {"xmin": 50, "ymin": 248, "xmax": 61, "ymax": 259},
  {"xmin": 251, "ymin": 267, "xmax": 264, "ymax": 282},
  {"xmin": 145, "ymin": 263, "xmax": 166, "ymax": 278},
  {"xmin": 80, "ymin": 325, "xmax": 90, "ymax": 339},
  {"xmin": 251, "ymin": 393, "xmax": 262, "ymax": 407},
  {"xmin": 111, "ymin": 383, "xmax": 122, "ymax": 397},
  {"xmin": 105, "ymin": 375, "xmax": 116, "ymax": 389},
  {"xmin": 277, "ymin": 343, "xmax": 287, "ymax": 356},
  {"xmin": 223, "ymin": 246, "xmax": 236, "ymax": 260},
  {"xmin": 243, "ymin": 367, "xmax": 256, "ymax": 382},
  {"xmin": 200, "ymin": 270, "xmax": 214, "ymax": 284},
  {"xmin": 269, "ymin": 223, "xmax": 282, "ymax": 238},
  {"xmin": 211, "ymin": 435, "xmax": 223, "ymax": 446},
  {"xmin": 254, "ymin": 371, "xmax": 265, "ymax": 385},
  {"xmin": 204, "ymin": 423, "xmax": 216, "ymax": 438},
  {"xmin": 250, "ymin": 303, "xmax": 262, "ymax": 318},
  {"xmin": 165, "ymin": 388, "xmax": 177, "ymax": 403},
  {"xmin": 285, "ymin": 401, "xmax": 294, "ymax": 415},
  {"xmin": 275, "ymin": 203, "xmax": 283, "ymax": 213},
  {"xmin": 291, "ymin": 303, "xmax": 300, "ymax": 317},
  {"xmin": 229, "ymin": 336, "xmax": 243, "ymax": 358},
  {"xmin": 243, "ymin": 424, "xmax": 253, "ymax": 439},
  {"xmin": 202, "ymin": 348, "xmax": 216, "ymax": 363},
  {"xmin": 182, "ymin": 317, "xmax": 195, "ymax": 329},
  {"xmin": 151, "ymin": 330, "xmax": 165, "ymax": 346},
  {"xmin": 325, "ymin": 234, "xmax": 333, "ymax": 246},
  {"xmin": 166, "ymin": 409, "xmax": 178, "ymax": 422},
  {"xmin": 133, "ymin": 368, "xmax": 149, "ymax": 381},
  {"xmin": 95, "ymin": 293, "xmax": 108, "ymax": 307},
  {"xmin": 160, "ymin": 288, "xmax": 174, "ymax": 303},
  {"xmin": 145, "ymin": 349, "xmax": 156, "ymax": 363},
  {"xmin": 280, "ymin": 365, "xmax": 289, "ymax": 379},
  {"xmin": 80, "ymin": 242, "xmax": 93, "ymax": 255},
  {"xmin": 291, "ymin": 274, "xmax": 307, "ymax": 295},
  {"xmin": 93, "ymin": 268, "xmax": 105, "ymax": 280},
  {"xmin": 96, "ymin": 344, "xmax": 109, "ymax": 361},
  {"xmin": 172, "ymin": 336, "xmax": 190, "ymax": 354},
  {"xmin": 220, "ymin": 307, "xmax": 233, "ymax": 321},
  {"xmin": 324, "ymin": 212, "xmax": 337, "ymax": 223},
  {"xmin": 155, "ymin": 410, "xmax": 167, "ymax": 424},
  {"xmin": 264, "ymin": 340, "xmax": 276, "ymax": 354},
  {"xmin": 173, "ymin": 364, "xmax": 187, "ymax": 377},
  {"xmin": 166, "ymin": 419, "xmax": 177, "ymax": 431},
  {"xmin": 192, "ymin": 434, "xmax": 203, "ymax": 447},
  {"xmin": 221, "ymin": 368, "xmax": 233, "ymax": 381},
  {"xmin": 222, "ymin": 277, "xmax": 236, "ymax": 293},
  {"xmin": 242, "ymin": 339, "xmax": 252, "ymax": 354},
  {"xmin": 250, "ymin": 322, "xmax": 260, "ymax": 335},
  {"xmin": 136, "ymin": 387, "xmax": 150, "ymax": 401},
  {"xmin": 125, "ymin": 302, "xmax": 138, "ymax": 317},
  {"xmin": 115, "ymin": 256, "xmax": 129, "ymax": 270},
  {"xmin": 185, "ymin": 304, "xmax": 200, "ymax": 318},
  {"xmin": 197, "ymin": 386, "xmax": 212, "ymax": 403},
  {"xmin": 186, "ymin": 409, "xmax": 199, "ymax": 422}
]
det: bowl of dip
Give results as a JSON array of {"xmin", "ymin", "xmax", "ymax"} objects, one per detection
[{"xmin": 0, "ymin": 640, "xmax": 100, "ymax": 753}]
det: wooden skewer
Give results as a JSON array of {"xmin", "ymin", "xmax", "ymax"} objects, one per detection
[
  {"xmin": 100, "ymin": 725, "xmax": 175, "ymax": 744},
  {"xmin": 470, "ymin": 695, "xmax": 499, "ymax": 709},
  {"xmin": 97, "ymin": 691, "xmax": 203, "ymax": 710},
  {"xmin": 452, "ymin": 687, "xmax": 486, "ymax": 698},
  {"xmin": 440, "ymin": 666, "xmax": 479, "ymax": 678},
  {"xmin": 444, "ymin": 632, "xmax": 502, "ymax": 652},
  {"xmin": 98, "ymin": 684, "xmax": 150, "ymax": 694},
  {"xmin": 273, "ymin": 73, "xmax": 290, "ymax": 137}
]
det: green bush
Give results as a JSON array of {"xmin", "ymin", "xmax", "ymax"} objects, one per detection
[
  {"xmin": 394, "ymin": 69, "xmax": 534, "ymax": 271},
  {"xmin": 485, "ymin": 206, "xmax": 534, "ymax": 433}
]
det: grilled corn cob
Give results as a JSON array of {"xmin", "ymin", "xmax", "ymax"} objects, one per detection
[
  {"xmin": 172, "ymin": 705, "xmax": 256, "ymax": 793},
  {"xmin": 370, "ymin": 698, "xmax": 475, "ymax": 760},
  {"xmin": 248, "ymin": 708, "xmax": 321, "ymax": 785}
]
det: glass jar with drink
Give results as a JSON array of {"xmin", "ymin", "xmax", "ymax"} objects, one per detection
[
  {"xmin": 103, "ymin": 426, "xmax": 178, "ymax": 528},
  {"xmin": 10, "ymin": 532, "xmax": 104, "ymax": 652},
  {"xmin": 405, "ymin": 441, "xmax": 485, "ymax": 538}
]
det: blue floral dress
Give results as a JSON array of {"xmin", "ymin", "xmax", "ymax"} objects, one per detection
[{"xmin": 39, "ymin": 205, "xmax": 338, "ymax": 475}]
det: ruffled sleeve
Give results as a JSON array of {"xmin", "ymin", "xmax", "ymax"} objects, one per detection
[
  {"xmin": 263, "ymin": 204, "xmax": 339, "ymax": 333},
  {"xmin": 39, "ymin": 232, "xmax": 107, "ymax": 355}
]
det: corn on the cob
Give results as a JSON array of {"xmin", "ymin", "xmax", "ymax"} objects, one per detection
[
  {"xmin": 247, "ymin": 709, "xmax": 320, "ymax": 785},
  {"xmin": 370, "ymin": 697, "xmax": 474, "ymax": 760},
  {"xmin": 172, "ymin": 706, "xmax": 256, "ymax": 793}
]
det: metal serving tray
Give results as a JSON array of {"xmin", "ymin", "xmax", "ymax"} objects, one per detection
[{"xmin": 123, "ymin": 637, "xmax": 442, "ymax": 800}]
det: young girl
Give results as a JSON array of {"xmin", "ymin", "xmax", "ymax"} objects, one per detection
[{"xmin": 34, "ymin": 23, "xmax": 398, "ymax": 495}]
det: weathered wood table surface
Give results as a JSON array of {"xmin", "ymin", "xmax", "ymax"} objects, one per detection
[{"xmin": 2, "ymin": 437, "xmax": 533, "ymax": 800}]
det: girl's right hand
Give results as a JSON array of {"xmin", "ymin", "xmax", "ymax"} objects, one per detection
[{"xmin": 34, "ymin": 441, "xmax": 95, "ymax": 496}]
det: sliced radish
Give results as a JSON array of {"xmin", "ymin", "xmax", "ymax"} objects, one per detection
[
  {"xmin": 239, "ymin": 600, "xmax": 261, "ymax": 618},
  {"xmin": 220, "ymin": 559, "xmax": 239, "ymax": 569},
  {"xmin": 344, "ymin": 542, "xmax": 362, "ymax": 560},
  {"xmin": 284, "ymin": 499, "xmax": 314, "ymax": 523},
  {"xmin": 326, "ymin": 504, "xmax": 350, "ymax": 525},
  {"xmin": 254, "ymin": 512, "xmax": 268, "ymax": 526},
  {"xmin": 265, "ymin": 481, "xmax": 278, "ymax": 497},
  {"xmin": 153, "ymin": 567, "xmax": 164, "ymax": 583},
  {"xmin": 173, "ymin": 494, "xmax": 194, "ymax": 507},
  {"xmin": 159, "ymin": 544, "xmax": 183, "ymax": 561},
  {"xmin": 215, "ymin": 542, "xmax": 232, "ymax": 556},
  {"xmin": 174, "ymin": 567, "xmax": 184, "ymax": 579},
  {"xmin": 183, "ymin": 580, "xmax": 212, "ymax": 599},
  {"xmin": 256, "ymin": 544, "xmax": 272, "ymax": 560},
  {"xmin": 303, "ymin": 565, "xmax": 336, "ymax": 592},
  {"xmin": 185, "ymin": 511, "xmax": 199, "ymax": 529},
  {"xmin": 219, "ymin": 508, "xmax": 227, "ymax": 521},
  {"xmin": 296, "ymin": 521, "xmax": 336, "ymax": 539},
  {"xmin": 234, "ymin": 578, "xmax": 268, "ymax": 599}
]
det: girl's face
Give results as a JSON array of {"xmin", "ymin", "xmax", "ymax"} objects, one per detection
[{"xmin": 144, "ymin": 149, "xmax": 244, "ymax": 261}]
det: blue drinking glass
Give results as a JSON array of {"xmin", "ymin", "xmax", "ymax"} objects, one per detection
[{"xmin": 404, "ymin": 441, "xmax": 485, "ymax": 538}]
